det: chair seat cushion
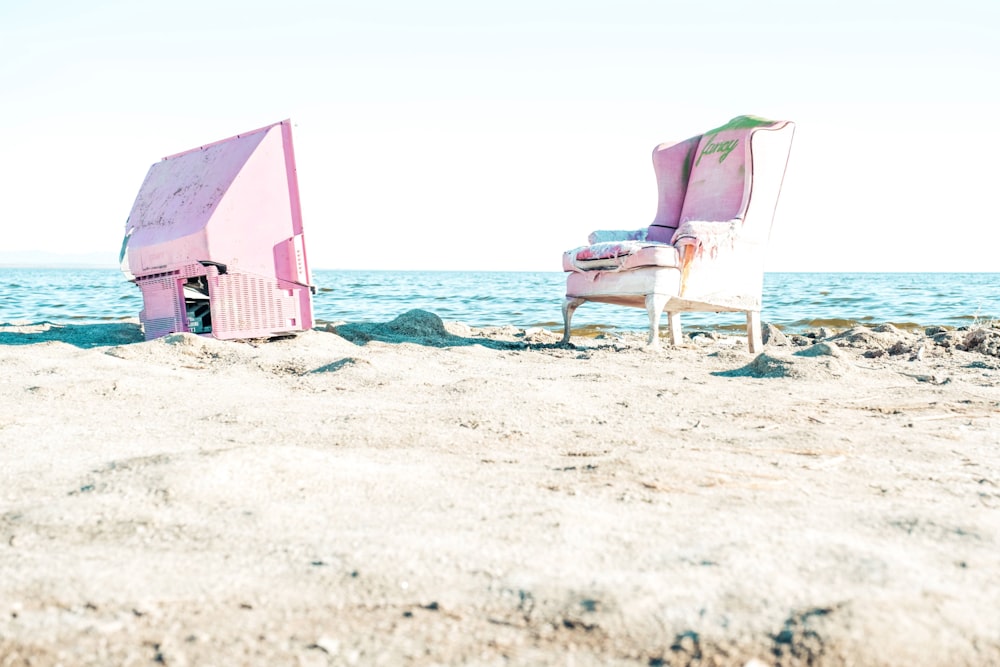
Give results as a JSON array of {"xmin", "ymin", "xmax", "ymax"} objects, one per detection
[{"xmin": 562, "ymin": 240, "xmax": 681, "ymax": 272}]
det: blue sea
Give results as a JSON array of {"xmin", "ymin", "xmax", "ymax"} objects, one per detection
[{"xmin": 0, "ymin": 268, "xmax": 996, "ymax": 335}]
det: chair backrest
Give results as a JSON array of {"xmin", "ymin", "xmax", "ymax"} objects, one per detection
[
  {"xmin": 647, "ymin": 136, "xmax": 701, "ymax": 243},
  {"xmin": 678, "ymin": 116, "xmax": 793, "ymax": 231}
]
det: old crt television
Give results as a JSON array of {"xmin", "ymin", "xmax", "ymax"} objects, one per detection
[{"xmin": 121, "ymin": 120, "xmax": 314, "ymax": 340}]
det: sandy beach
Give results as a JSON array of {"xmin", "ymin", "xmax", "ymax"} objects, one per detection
[{"xmin": 1, "ymin": 312, "xmax": 998, "ymax": 666}]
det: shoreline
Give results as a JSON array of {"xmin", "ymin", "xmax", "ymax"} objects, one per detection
[
  {"xmin": 3, "ymin": 270, "xmax": 998, "ymax": 337},
  {"xmin": 2, "ymin": 313, "xmax": 997, "ymax": 339},
  {"xmin": 2, "ymin": 312, "xmax": 998, "ymax": 666}
]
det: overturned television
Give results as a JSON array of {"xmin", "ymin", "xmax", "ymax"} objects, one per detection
[{"xmin": 120, "ymin": 119, "xmax": 315, "ymax": 341}]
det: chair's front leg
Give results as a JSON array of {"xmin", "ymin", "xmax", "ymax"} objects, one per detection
[
  {"xmin": 644, "ymin": 293, "xmax": 669, "ymax": 347},
  {"xmin": 746, "ymin": 310, "xmax": 762, "ymax": 353},
  {"xmin": 561, "ymin": 297, "xmax": 585, "ymax": 344}
]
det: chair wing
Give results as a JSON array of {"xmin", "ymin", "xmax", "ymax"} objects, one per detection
[
  {"xmin": 647, "ymin": 135, "xmax": 700, "ymax": 243},
  {"xmin": 561, "ymin": 115, "xmax": 794, "ymax": 352}
]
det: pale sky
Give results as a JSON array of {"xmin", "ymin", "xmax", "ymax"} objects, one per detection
[{"xmin": 2, "ymin": 0, "xmax": 998, "ymax": 272}]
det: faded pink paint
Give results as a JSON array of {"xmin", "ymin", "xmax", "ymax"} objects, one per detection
[{"xmin": 122, "ymin": 120, "xmax": 314, "ymax": 341}]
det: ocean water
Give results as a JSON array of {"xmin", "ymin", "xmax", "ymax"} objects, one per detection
[{"xmin": 1, "ymin": 268, "xmax": 997, "ymax": 335}]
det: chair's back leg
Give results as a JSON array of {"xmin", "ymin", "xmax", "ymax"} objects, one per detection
[
  {"xmin": 561, "ymin": 297, "xmax": 586, "ymax": 344},
  {"xmin": 746, "ymin": 310, "xmax": 762, "ymax": 353},
  {"xmin": 667, "ymin": 312, "xmax": 682, "ymax": 347}
]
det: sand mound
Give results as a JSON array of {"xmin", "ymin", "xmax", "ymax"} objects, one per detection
[
  {"xmin": 718, "ymin": 353, "xmax": 798, "ymax": 378},
  {"xmin": 332, "ymin": 310, "xmax": 525, "ymax": 350},
  {"xmin": 716, "ymin": 343, "xmax": 853, "ymax": 379},
  {"xmin": 794, "ymin": 341, "xmax": 845, "ymax": 358},
  {"xmin": 830, "ymin": 325, "xmax": 916, "ymax": 351},
  {"xmin": 826, "ymin": 325, "xmax": 931, "ymax": 360},
  {"xmin": 104, "ymin": 329, "xmax": 370, "ymax": 377},
  {"xmin": 334, "ymin": 309, "xmax": 458, "ymax": 346},
  {"xmin": 105, "ymin": 331, "xmax": 252, "ymax": 367},
  {"xmin": 924, "ymin": 326, "xmax": 1000, "ymax": 360},
  {"xmin": 961, "ymin": 327, "xmax": 1000, "ymax": 358}
]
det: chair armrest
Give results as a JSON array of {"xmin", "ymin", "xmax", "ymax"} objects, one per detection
[
  {"xmin": 671, "ymin": 219, "xmax": 741, "ymax": 255},
  {"xmin": 587, "ymin": 228, "xmax": 649, "ymax": 245}
]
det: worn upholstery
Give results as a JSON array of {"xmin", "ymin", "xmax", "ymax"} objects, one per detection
[{"xmin": 560, "ymin": 115, "xmax": 795, "ymax": 352}]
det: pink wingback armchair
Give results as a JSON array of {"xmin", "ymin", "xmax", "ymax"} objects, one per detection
[
  {"xmin": 121, "ymin": 120, "xmax": 315, "ymax": 341},
  {"xmin": 561, "ymin": 115, "xmax": 794, "ymax": 352}
]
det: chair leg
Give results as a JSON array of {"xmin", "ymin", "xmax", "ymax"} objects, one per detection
[
  {"xmin": 561, "ymin": 297, "xmax": 585, "ymax": 344},
  {"xmin": 667, "ymin": 312, "xmax": 682, "ymax": 347},
  {"xmin": 644, "ymin": 293, "xmax": 668, "ymax": 347},
  {"xmin": 746, "ymin": 310, "xmax": 762, "ymax": 353}
]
